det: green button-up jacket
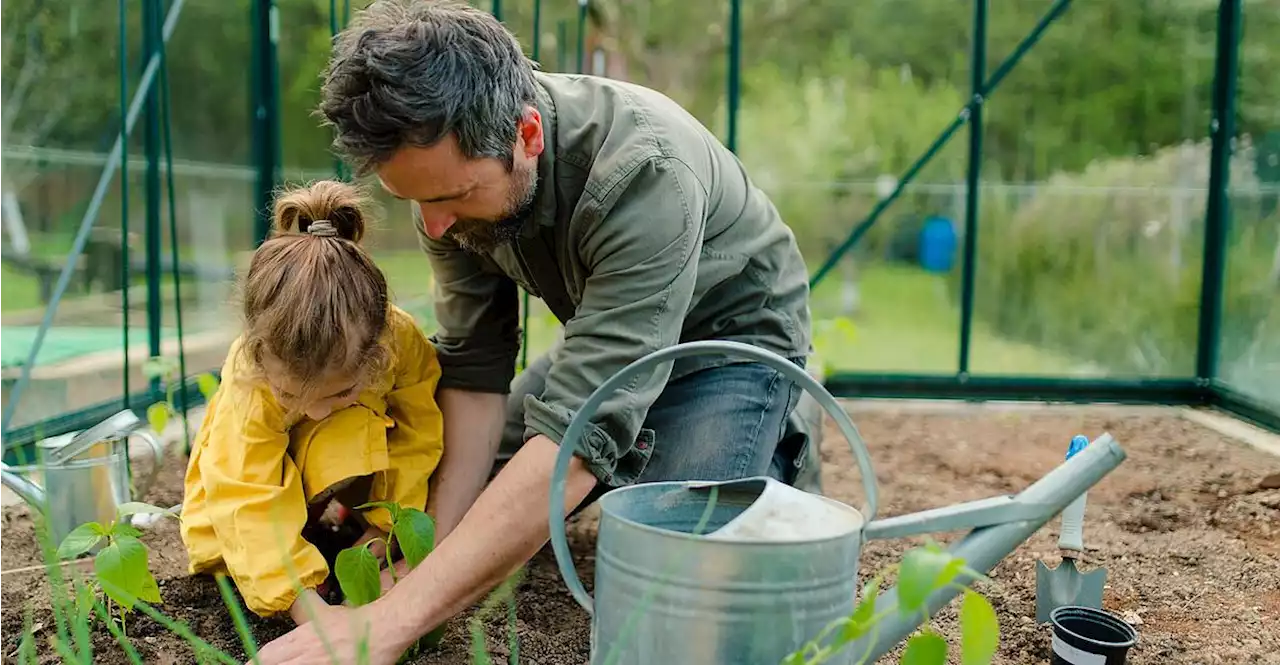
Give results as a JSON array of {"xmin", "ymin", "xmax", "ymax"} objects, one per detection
[{"xmin": 421, "ymin": 72, "xmax": 812, "ymax": 486}]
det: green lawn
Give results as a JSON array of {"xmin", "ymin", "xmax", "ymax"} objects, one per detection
[
  {"xmin": 809, "ymin": 263, "xmax": 1082, "ymax": 376},
  {"xmin": 4, "ymin": 246, "xmax": 1082, "ymax": 380}
]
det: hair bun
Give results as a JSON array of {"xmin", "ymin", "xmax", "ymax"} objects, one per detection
[{"xmin": 271, "ymin": 180, "xmax": 369, "ymax": 243}]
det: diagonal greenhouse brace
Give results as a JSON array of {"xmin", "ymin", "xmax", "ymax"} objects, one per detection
[
  {"xmin": 807, "ymin": 0, "xmax": 1074, "ymax": 290},
  {"xmin": 1, "ymin": 0, "xmax": 189, "ymax": 436}
]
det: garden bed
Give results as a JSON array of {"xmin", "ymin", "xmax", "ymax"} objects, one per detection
[{"xmin": 2, "ymin": 405, "xmax": 1278, "ymax": 664}]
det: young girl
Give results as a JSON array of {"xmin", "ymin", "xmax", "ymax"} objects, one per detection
[{"xmin": 180, "ymin": 180, "xmax": 444, "ymax": 622}]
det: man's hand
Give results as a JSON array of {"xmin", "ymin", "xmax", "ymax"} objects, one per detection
[
  {"xmin": 256, "ymin": 435, "xmax": 599, "ymax": 665},
  {"xmin": 256, "ymin": 602, "xmax": 402, "ymax": 665}
]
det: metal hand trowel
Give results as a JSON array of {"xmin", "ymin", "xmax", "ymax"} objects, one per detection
[{"xmin": 1036, "ymin": 435, "xmax": 1108, "ymax": 623}]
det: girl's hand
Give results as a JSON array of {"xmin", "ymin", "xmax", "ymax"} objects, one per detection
[
  {"xmin": 379, "ymin": 558, "xmax": 411, "ymax": 594},
  {"xmin": 354, "ymin": 525, "xmax": 389, "ymax": 564}
]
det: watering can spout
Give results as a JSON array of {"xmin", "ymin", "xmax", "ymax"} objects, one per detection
[
  {"xmin": 850, "ymin": 432, "xmax": 1128, "ymax": 661},
  {"xmin": 1, "ymin": 464, "xmax": 46, "ymax": 510}
]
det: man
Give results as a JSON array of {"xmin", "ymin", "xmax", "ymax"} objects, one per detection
[{"xmin": 256, "ymin": 1, "xmax": 814, "ymax": 662}]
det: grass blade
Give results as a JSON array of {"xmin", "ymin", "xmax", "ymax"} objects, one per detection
[
  {"xmin": 33, "ymin": 514, "xmax": 75, "ymax": 657},
  {"xmin": 507, "ymin": 591, "xmax": 519, "ymax": 665},
  {"xmin": 93, "ymin": 599, "xmax": 144, "ymax": 665},
  {"xmin": 17, "ymin": 606, "xmax": 38, "ymax": 665},
  {"xmin": 98, "ymin": 579, "xmax": 240, "ymax": 665},
  {"xmin": 215, "ymin": 574, "xmax": 261, "ymax": 664},
  {"xmin": 67, "ymin": 577, "xmax": 94, "ymax": 664}
]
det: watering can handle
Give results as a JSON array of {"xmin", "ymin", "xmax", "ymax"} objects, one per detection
[
  {"xmin": 547, "ymin": 340, "xmax": 881, "ymax": 615},
  {"xmin": 129, "ymin": 430, "xmax": 166, "ymax": 500}
]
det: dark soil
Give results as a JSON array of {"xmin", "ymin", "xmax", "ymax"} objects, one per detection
[
  {"xmin": 3, "ymin": 404, "xmax": 1279, "ymax": 664},
  {"xmin": 829, "ymin": 405, "xmax": 1280, "ymax": 665}
]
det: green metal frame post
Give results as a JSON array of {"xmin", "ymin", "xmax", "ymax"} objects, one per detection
[
  {"xmin": 824, "ymin": 374, "xmax": 1205, "ymax": 407},
  {"xmin": 143, "ymin": 0, "xmax": 164, "ymax": 391},
  {"xmin": 329, "ymin": 0, "xmax": 349, "ymax": 180},
  {"xmin": 520, "ymin": 0, "xmax": 543, "ymax": 373},
  {"xmin": 119, "ymin": 0, "xmax": 133, "ymax": 407},
  {"xmin": 576, "ymin": 0, "xmax": 588, "ymax": 74},
  {"xmin": 726, "ymin": 0, "xmax": 741, "ymax": 153},
  {"xmin": 808, "ymin": 0, "xmax": 1073, "ymax": 289},
  {"xmin": 956, "ymin": 0, "xmax": 987, "ymax": 375},
  {"xmin": 252, "ymin": 0, "xmax": 282, "ymax": 246},
  {"xmin": 557, "ymin": 20, "xmax": 568, "ymax": 72},
  {"xmin": 531, "ymin": 0, "xmax": 541, "ymax": 58},
  {"xmin": 1, "ymin": 0, "xmax": 189, "ymax": 440},
  {"xmin": 1196, "ymin": 0, "xmax": 1242, "ymax": 383},
  {"xmin": 492, "ymin": 0, "xmax": 502, "ymax": 20}
]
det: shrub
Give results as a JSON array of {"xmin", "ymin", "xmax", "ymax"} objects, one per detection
[{"xmin": 960, "ymin": 138, "xmax": 1278, "ymax": 378}]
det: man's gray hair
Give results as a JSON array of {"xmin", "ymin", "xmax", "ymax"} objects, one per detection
[{"xmin": 319, "ymin": 0, "xmax": 539, "ymax": 175}]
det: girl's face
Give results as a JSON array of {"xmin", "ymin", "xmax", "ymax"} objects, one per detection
[{"xmin": 261, "ymin": 355, "xmax": 363, "ymax": 421}]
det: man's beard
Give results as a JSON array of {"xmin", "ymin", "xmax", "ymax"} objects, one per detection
[{"xmin": 447, "ymin": 162, "xmax": 538, "ymax": 254}]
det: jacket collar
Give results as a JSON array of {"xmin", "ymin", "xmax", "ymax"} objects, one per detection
[{"xmin": 526, "ymin": 72, "xmax": 560, "ymax": 235}]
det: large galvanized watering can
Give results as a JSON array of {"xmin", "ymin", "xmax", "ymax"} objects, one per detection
[
  {"xmin": 548, "ymin": 340, "xmax": 1127, "ymax": 665},
  {"xmin": 2, "ymin": 409, "xmax": 164, "ymax": 547}
]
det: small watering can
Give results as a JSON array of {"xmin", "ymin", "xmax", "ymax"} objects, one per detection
[
  {"xmin": 548, "ymin": 340, "xmax": 1127, "ymax": 665},
  {"xmin": 2, "ymin": 409, "xmax": 165, "ymax": 547}
]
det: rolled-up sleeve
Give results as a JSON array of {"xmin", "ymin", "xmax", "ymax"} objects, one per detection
[
  {"xmin": 523, "ymin": 157, "xmax": 706, "ymax": 486},
  {"xmin": 419, "ymin": 212, "xmax": 521, "ymax": 394}
]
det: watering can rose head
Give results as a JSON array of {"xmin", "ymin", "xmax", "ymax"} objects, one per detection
[{"xmin": 237, "ymin": 180, "xmax": 391, "ymax": 422}]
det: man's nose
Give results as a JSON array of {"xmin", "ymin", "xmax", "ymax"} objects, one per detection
[{"xmin": 419, "ymin": 207, "xmax": 456, "ymax": 239}]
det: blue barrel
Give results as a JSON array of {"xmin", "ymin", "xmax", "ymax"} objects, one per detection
[{"xmin": 918, "ymin": 215, "xmax": 957, "ymax": 273}]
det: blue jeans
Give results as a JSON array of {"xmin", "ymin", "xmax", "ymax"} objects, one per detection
[{"xmin": 499, "ymin": 352, "xmax": 808, "ymax": 494}]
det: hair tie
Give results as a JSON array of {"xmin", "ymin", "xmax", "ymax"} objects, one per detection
[{"xmin": 307, "ymin": 220, "xmax": 339, "ymax": 238}]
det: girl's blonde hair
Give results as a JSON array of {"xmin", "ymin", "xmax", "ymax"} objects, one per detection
[{"xmin": 238, "ymin": 180, "xmax": 389, "ymax": 402}]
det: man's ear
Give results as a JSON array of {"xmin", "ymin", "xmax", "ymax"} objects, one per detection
[{"xmin": 516, "ymin": 106, "xmax": 544, "ymax": 158}]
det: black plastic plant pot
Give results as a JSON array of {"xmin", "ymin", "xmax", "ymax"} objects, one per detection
[{"xmin": 1049, "ymin": 606, "xmax": 1138, "ymax": 665}]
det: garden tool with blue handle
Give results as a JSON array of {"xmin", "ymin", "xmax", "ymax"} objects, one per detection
[{"xmin": 1035, "ymin": 434, "xmax": 1109, "ymax": 623}]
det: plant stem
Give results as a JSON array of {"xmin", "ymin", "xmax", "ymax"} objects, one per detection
[{"xmin": 380, "ymin": 537, "xmax": 399, "ymax": 584}]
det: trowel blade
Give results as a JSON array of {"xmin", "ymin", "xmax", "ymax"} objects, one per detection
[{"xmin": 1035, "ymin": 557, "xmax": 1107, "ymax": 623}]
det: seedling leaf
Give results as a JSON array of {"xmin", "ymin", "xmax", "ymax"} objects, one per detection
[
  {"xmin": 898, "ymin": 547, "xmax": 961, "ymax": 613},
  {"xmin": 118, "ymin": 502, "xmax": 174, "ymax": 518},
  {"xmin": 57, "ymin": 523, "xmax": 107, "ymax": 560},
  {"xmin": 197, "ymin": 373, "xmax": 221, "ymax": 401},
  {"xmin": 112, "ymin": 523, "xmax": 144, "ymax": 539},
  {"xmin": 960, "ymin": 590, "xmax": 999, "ymax": 665},
  {"xmin": 147, "ymin": 402, "xmax": 170, "ymax": 435},
  {"xmin": 900, "ymin": 632, "xmax": 947, "ymax": 665},
  {"xmin": 335, "ymin": 545, "xmax": 381, "ymax": 607},
  {"xmin": 838, "ymin": 576, "xmax": 881, "ymax": 641},
  {"xmin": 142, "ymin": 356, "xmax": 178, "ymax": 381},
  {"xmin": 393, "ymin": 508, "xmax": 436, "ymax": 568},
  {"xmin": 94, "ymin": 535, "xmax": 161, "ymax": 610}
]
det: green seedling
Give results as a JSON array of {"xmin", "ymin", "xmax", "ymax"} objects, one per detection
[
  {"xmin": 56, "ymin": 502, "xmax": 180, "ymax": 636},
  {"xmin": 783, "ymin": 540, "xmax": 1000, "ymax": 665},
  {"xmin": 333, "ymin": 500, "xmax": 446, "ymax": 658},
  {"xmin": 811, "ymin": 316, "xmax": 857, "ymax": 376},
  {"xmin": 467, "ymin": 568, "xmax": 525, "ymax": 665},
  {"xmin": 141, "ymin": 355, "xmax": 220, "ymax": 436}
]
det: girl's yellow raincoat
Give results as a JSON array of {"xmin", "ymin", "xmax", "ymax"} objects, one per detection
[{"xmin": 180, "ymin": 305, "xmax": 444, "ymax": 617}]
